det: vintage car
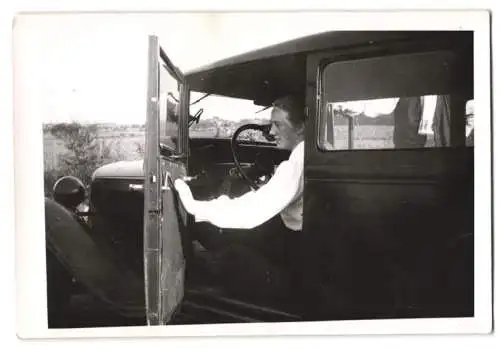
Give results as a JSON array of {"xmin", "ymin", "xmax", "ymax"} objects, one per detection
[{"xmin": 45, "ymin": 30, "xmax": 474, "ymax": 327}]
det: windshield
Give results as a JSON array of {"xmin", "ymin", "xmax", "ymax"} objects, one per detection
[{"xmin": 189, "ymin": 92, "xmax": 273, "ymax": 143}]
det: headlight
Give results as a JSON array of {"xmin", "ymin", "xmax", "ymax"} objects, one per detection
[{"xmin": 52, "ymin": 176, "xmax": 87, "ymax": 211}]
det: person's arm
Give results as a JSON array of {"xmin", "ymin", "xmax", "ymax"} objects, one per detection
[
  {"xmin": 363, "ymin": 98, "xmax": 399, "ymax": 117},
  {"xmin": 339, "ymin": 98, "xmax": 399, "ymax": 117},
  {"xmin": 175, "ymin": 142, "xmax": 304, "ymax": 230}
]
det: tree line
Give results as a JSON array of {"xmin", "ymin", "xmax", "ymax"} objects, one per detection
[{"xmin": 43, "ymin": 122, "xmax": 144, "ymax": 197}]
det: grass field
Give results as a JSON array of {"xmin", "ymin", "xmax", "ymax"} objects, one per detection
[{"xmin": 323, "ymin": 125, "xmax": 395, "ymax": 150}]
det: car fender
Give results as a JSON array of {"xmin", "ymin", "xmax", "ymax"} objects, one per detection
[{"xmin": 45, "ymin": 197, "xmax": 145, "ymax": 318}]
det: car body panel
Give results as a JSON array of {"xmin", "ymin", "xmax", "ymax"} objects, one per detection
[{"xmin": 300, "ymin": 32, "xmax": 474, "ymax": 319}]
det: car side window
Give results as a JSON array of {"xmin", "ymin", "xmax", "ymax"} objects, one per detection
[
  {"xmin": 159, "ymin": 63, "xmax": 182, "ymax": 151},
  {"xmin": 318, "ymin": 50, "xmax": 472, "ymax": 150}
]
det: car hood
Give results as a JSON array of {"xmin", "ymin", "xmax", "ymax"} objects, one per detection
[{"xmin": 92, "ymin": 160, "xmax": 144, "ymax": 180}]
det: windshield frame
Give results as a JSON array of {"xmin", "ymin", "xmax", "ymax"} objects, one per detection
[{"xmin": 187, "ymin": 91, "xmax": 275, "ymax": 143}]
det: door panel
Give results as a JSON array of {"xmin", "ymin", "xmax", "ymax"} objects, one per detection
[
  {"xmin": 159, "ymin": 168, "xmax": 186, "ymax": 323},
  {"xmin": 144, "ymin": 35, "xmax": 187, "ymax": 325}
]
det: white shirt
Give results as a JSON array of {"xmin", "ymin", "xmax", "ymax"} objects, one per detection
[{"xmin": 178, "ymin": 141, "xmax": 304, "ymax": 231}]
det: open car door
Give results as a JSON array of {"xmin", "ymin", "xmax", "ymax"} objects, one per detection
[{"xmin": 143, "ymin": 35, "xmax": 188, "ymax": 325}]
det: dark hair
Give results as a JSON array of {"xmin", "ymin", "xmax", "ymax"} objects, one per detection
[{"xmin": 272, "ymin": 95, "xmax": 306, "ymax": 128}]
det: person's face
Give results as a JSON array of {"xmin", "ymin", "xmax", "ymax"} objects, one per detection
[{"xmin": 269, "ymin": 107, "xmax": 304, "ymax": 150}]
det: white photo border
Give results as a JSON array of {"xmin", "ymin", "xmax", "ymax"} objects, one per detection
[{"xmin": 12, "ymin": 9, "xmax": 492, "ymax": 339}]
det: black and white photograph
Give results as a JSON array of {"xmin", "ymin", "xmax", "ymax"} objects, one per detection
[{"xmin": 12, "ymin": 9, "xmax": 492, "ymax": 339}]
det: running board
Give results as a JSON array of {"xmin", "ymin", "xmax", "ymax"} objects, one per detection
[{"xmin": 176, "ymin": 287, "xmax": 301, "ymax": 323}]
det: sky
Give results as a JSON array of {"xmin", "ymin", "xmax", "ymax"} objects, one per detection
[
  {"xmin": 12, "ymin": 11, "xmax": 480, "ymax": 127},
  {"xmin": 13, "ymin": 12, "xmax": 349, "ymax": 125}
]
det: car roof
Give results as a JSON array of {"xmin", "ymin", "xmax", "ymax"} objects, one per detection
[
  {"xmin": 185, "ymin": 31, "xmax": 409, "ymax": 77},
  {"xmin": 183, "ymin": 30, "xmax": 470, "ymax": 105}
]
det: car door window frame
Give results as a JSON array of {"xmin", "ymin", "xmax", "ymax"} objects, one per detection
[
  {"xmin": 313, "ymin": 46, "xmax": 471, "ymax": 153},
  {"xmin": 304, "ymin": 35, "xmax": 473, "ymax": 178},
  {"xmin": 158, "ymin": 46, "xmax": 189, "ymax": 157}
]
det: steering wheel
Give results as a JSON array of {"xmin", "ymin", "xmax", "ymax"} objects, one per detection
[{"xmin": 230, "ymin": 123, "xmax": 274, "ymax": 191}]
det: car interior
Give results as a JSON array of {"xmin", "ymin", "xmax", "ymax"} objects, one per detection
[{"xmin": 178, "ymin": 113, "xmax": 306, "ymax": 319}]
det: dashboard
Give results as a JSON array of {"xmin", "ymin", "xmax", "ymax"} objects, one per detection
[{"xmin": 187, "ymin": 138, "xmax": 289, "ymax": 200}]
